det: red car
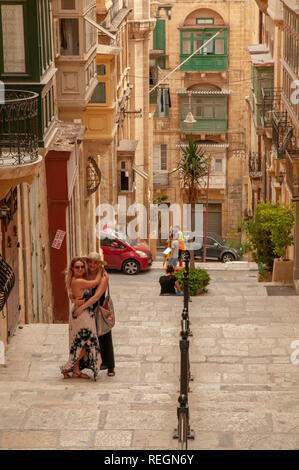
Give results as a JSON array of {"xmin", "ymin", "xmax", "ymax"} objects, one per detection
[{"xmin": 100, "ymin": 230, "xmax": 153, "ymax": 275}]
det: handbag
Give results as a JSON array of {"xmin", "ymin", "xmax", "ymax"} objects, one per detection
[{"xmin": 96, "ymin": 284, "xmax": 115, "ymax": 336}]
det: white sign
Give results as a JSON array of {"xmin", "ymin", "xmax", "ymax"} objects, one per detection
[{"xmin": 52, "ymin": 230, "xmax": 66, "ymax": 250}]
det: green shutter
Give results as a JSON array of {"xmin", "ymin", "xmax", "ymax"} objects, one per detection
[
  {"xmin": 91, "ymin": 82, "xmax": 106, "ymax": 103},
  {"xmin": 153, "ymin": 19, "xmax": 166, "ymax": 69}
]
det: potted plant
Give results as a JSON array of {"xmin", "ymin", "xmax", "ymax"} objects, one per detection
[
  {"xmin": 173, "ymin": 136, "xmax": 208, "ymax": 269},
  {"xmin": 242, "ymin": 202, "xmax": 295, "ymax": 283},
  {"xmin": 175, "ymin": 267, "xmax": 210, "ymax": 295},
  {"xmin": 262, "ymin": 203, "xmax": 295, "ymax": 283}
]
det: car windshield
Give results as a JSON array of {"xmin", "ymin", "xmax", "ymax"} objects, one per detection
[
  {"xmin": 211, "ymin": 234, "xmax": 226, "ymax": 245},
  {"xmin": 113, "ymin": 231, "xmax": 137, "ymax": 247}
]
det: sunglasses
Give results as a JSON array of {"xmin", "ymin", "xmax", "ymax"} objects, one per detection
[{"xmin": 74, "ymin": 265, "xmax": 85, "ymax": 270}]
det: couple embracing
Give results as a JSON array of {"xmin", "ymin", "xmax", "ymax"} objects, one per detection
[{"xmin": 60, "ymin": 251, "xmax": 115, "ymax": 381}]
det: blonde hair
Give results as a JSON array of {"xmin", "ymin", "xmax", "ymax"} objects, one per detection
[
  {"xmin": 86, "ymin": 250, "xmax": 106, "ymax": 269},
  {"xmin": 65, "ymin": 257, "xmax": 88, "ymax": 293}
]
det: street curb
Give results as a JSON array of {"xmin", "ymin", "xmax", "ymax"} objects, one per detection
[{"xmin": 150, "ymin": 262, "xmax": 258, "ymax": 271}]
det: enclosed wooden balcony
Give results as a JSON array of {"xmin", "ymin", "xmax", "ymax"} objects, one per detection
[{"xmin": 0, "ymin": 90, "xmax": 42, "ymax": 199}]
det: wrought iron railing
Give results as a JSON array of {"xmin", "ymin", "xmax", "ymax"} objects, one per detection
[
  {"xmin": 249, "ymin": 151, "xmax": 262, "ymax": 178},
  {"xmin": 0, "ymin": 90, "xmax": 39, "ymax": 167},
  {"xmin": 261, "ymin": 87, "xmax": 282, "ymax": 128},
  {"xmin": 271, "ymin": 110, "xmax": 293, "ymax": 158},
  {"xmin": 0, "ymin": 255, "xmax": 15, "ymax": 313}
]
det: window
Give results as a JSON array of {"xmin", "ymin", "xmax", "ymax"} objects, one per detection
[
  {"xmin": 97, "ymin": 64, "xmax": 106, "ymax": 76},
  {"xmin": 184, "ymin": 97, "xmax": 226, "ymax": 119},
  {"xmin": 60, "ymin": 18, "xmax": 79, "ymax": 55},
  {"xmin": 1, "ymin": 4, "xmax": 26, "ymax": 73},
  {"xmin": 153, "ymin": 19, "xmax": 166, "ymax": 69},
  {"xmin": 215, "ymin": 159, "xmax": 222, "ymax": 172},
  {"xmin": 153, "ymin": 144, "xmax": 168, "ymax": 171},
  {"xmin": 180, "ymin": 29, "xmax": 227, "ymax": 56},
  {"xmin": 91, "ymin": 82, "xmax": 106, "ymax": 103},
  {"xmin": 154, "ymin": 87, "xmax": 171, "ymax": 118},
  {"xmin": 196, "ymin": 18, "xmax": 214, "ymax": 25},
  {"xmin": 120, "ymin": 171, "xmax": 129, "ymax": 191},
  {"xmin": 100, "ymin": 236, "xmax": 115, "ymax": 247}
]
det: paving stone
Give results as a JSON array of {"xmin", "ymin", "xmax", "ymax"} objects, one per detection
[
  {"xmin": 1, "ymin": 431, "xmax": 57, "ymax": 449},
  {"xmin": 1, "ymin": 267, "xmax": 299, "ymax": 449}
]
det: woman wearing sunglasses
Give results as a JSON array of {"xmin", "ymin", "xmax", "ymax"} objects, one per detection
[
  {"xmin": 73, "ymin": 251, "xmax": 115, "ymax": 377},
  {"xmin": 60, "ymin": 256, "xmax": 107, "ymax": 380}
]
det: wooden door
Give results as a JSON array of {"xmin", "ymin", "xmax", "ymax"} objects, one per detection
[{"xmin": 2, "ymin": 189, "xmax": 20, "ymax": 338}]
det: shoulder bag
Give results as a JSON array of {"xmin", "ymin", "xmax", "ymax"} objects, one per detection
[{"xmin": 96, "ymin": 284, "xmax": 115, "ymax": 336}]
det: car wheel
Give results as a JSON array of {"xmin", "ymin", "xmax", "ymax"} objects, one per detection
[
  {"xmin": 221, "ymin": 252, "xmax": 235, "ymax": 263},
  {"xmin": 122, "ymin": 259, "xmax": 140, "ymax": 275}
]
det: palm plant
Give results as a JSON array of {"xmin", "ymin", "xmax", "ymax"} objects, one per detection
[{"xmin": 176, "ymin": 135, "xmax": 208, "ymax": 268}]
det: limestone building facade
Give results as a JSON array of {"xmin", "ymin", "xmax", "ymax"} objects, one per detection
[
  {"xmin": 150, "ymin": 0, "xmax": 252, "ymax": 245},
  {"xmin": 247, "ymin": 0, "xmax": 299, "ymax": 288}
]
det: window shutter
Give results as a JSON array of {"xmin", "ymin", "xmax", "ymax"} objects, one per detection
[
  {"xmin": 153, "ymin": 19, "xmax": 165, "ymax": 51},
  {"xmin": 161, "ymin": 144, "xmax": 167, "ymax": 170},
  {"xmin": 153, "ymin": 144, "xmax": 161, "ymax": 172},
  {"xmin": 91, "ymin": 82, "xmax": 106, "ymax": 103}
]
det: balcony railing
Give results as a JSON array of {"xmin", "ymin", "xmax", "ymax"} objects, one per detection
[
  {"xmin": 272, "ymin": 110, "xmax": 293, "ymax": 158},
  {"xmin": 249, "ymin": 151, "xmax": 262, "ymax": 178},
  {"xmin": 0, "ymin": 90, "xmax": 39, "ymax": 167},
  {"xmin": 261, "ymin": 87, "xmax": 282, "ymax": 128},
  {"xmin": 285, "ymin": 149, "xmax": 299, "ymax": 201}
]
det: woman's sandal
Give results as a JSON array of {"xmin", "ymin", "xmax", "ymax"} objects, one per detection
[
  {"xmin": 107, "ymin": 369, "xmax": 115, "ymax": 377},
  {"xmin": 62, "ymin": 371, "xmax": 71, "ymax": 379},
  {"xmin": 72, "ymin": 371, "xmax": 90, "ymax": 379}
]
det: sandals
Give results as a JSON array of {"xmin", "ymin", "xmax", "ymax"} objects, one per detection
[
  {"xmin": 62, "ymin": 371, "xmax": 71, "ymax": 379},
  {"xmin": 72, "ymin": 371, "xmax": 90, "ymax": 379},
  {"xmin": 107, "ymin": 369, "xmax": 115, "ymax": 377}
]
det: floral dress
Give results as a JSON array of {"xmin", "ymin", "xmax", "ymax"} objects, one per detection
[{"xmin": 60, "ymin": 289, "xmax": 100, "ymax": 380}]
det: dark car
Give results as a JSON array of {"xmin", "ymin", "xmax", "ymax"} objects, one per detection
[
  {"xmin": 186, "ymin": 232, "xmax": 242, "ymax": 262},
  {"xmin": 100, "ymin": 230, "xmax": 153, "ymax": 274}
]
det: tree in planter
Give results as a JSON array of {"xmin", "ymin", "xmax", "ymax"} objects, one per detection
[
  {"xmin": 175, "ymin": 135, "xmax": 208, "ymax": 269},
  {"xmin": 241, "ymin": 202, "xmax": 295, "ymax": 272},
  {"xmin": 261, "ymin": 202, "xmax": 295, "ymax": 260}
]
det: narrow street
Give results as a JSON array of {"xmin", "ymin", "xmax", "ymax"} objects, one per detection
[{"xmin": 1, "ymin": 263, "xmax": 299, "ymax": 450}]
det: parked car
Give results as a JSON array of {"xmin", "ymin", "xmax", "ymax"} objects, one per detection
[
  {"xmin": 100, "ymin": 230, "xmax": 153, "ymax": 274},
  {"xmin": 185, "ymin": 232, "xmax": 242, "ymax": 262}
]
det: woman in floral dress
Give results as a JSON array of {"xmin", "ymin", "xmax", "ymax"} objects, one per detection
[{"xmin": 60, "ymin": 257, "xmax": 107, "ymax": 381}]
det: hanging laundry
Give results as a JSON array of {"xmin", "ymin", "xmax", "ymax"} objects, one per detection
[{"xmin": 168, "ymin": 88, "xmax": 171, "ymax": 108}]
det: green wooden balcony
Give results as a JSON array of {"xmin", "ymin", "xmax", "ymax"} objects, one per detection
[
  {"xmin": 180, "ymin": 54, "xmax": 228, "ymax": 72},
  {"xmin": 180, "ymin": 117, "xmax": 227, "ymax": 134},
  {"xmin": 179, "ymin": 92, "xmax": 228, "ymax": 134}
]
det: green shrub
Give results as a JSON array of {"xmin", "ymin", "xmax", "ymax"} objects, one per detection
[
  {"xmin": 175, "ymin": 267, "xmax": 210, "ymax": 295},
  {"xmin": 242, "ymin": 202, "xmax": 295, "ymax": 270}
]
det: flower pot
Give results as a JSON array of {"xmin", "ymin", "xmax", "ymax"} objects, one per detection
[
  {"xmin": 258, "ymin": 271, "xmax": 272, "ymax": 282},
  {"xmin": 272, "ymin": 258, "xmax": 294, "ymax": 284}
]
